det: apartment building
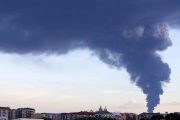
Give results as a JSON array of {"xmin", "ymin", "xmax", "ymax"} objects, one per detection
[
  {"xmin": 0, "ymin": 107, "xmax": 10, "ymax": 120},
  {"xmin": 16, "ymin": 108, "xmax": 35, "ymax": 118}
]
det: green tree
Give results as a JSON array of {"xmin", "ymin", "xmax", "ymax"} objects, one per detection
[
  {"xmin": 151, "ymin": 114, "xmax": 164, "ymax": 120},
  {"xmin": 166, "ymin": 113, "xmax": 180, "ymax": 120}
]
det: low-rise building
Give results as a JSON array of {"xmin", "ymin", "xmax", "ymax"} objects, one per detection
[
  {"xmin": 13, "ymin": 118, "xmax": 43, "ymax": 120},
  {"xmin": 16, "ymin": 108, "xmax": 35, "ymax": 119},
  {"xmin": 0, "ymin": 107, "xmax": 10, "ymax": 120},
  {"xmin": 60, "ymin": 113, "xmax": 70, "ymax": 120},
  {"xmin": 41, "ymin": 113, "xmax": 61, "ymax": 120},
  {"xmin": 10, "ymin": 109, "xmax": 16, "ymax": 120},
  {"xmin": 34, "ymin": 113, "xmax": 43, "ymax": 119},
  {"xmin": 138, "ymin": 112, "xmax": 160, "ymax": 120},
  {"xmin": 69, "ymin": 111, "xmax": 94, "ymax": 120}
]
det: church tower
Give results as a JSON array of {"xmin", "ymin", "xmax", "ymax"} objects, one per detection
[
  {"xmin": 104, "ymin": 106, "xmax": 108, "ymax": 112},
  {"xmin": 99, "ymin": 106, "xmax": 103, "ymax": 111}
]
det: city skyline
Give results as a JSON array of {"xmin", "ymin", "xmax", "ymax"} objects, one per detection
[{"xmin": 0, "ymin": 105, "xmax": 179, "ymax": 120}]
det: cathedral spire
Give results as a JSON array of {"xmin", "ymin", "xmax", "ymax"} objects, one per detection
[
  {"xmin": 104, "ymin": 106, "xmax": 108, "ymax": 112},
  {"xmin": 99, "ymin": 106, "xmax": 103, "ymax": 111}
]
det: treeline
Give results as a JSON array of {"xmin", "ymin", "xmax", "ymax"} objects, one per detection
[
  {"xmin": 74, "ymin": 117, "xmax": 116, "ymax": 120},
  {"xmin": 140, "ymin": 113, "xmax": 180, "ymax": 120}
]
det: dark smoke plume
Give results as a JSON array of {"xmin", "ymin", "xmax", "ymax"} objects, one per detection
[{"xmin": 0, "ymin": 0, "xmax": 180, "ymax": 112}]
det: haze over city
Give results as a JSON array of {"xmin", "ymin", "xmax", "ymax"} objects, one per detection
[{"xmin": 0, "ymin": 0, "xmax": 180, "ymax": 114}]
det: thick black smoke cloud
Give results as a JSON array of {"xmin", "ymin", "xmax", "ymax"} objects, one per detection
[{"xmin": 0, "ymin": 0, "xmax": 180, "ymax": 112}]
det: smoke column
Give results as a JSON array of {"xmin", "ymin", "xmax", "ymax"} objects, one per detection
[
  {"xmin": 92, "ymin": 23, "xmax": 171, "ymax": 113},
  {"xmin": 0, "ymin": 0, "xmax": 180, "ymax": 112}
]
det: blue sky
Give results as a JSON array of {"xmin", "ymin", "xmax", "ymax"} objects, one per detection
[{"xmin": 0, "ymin": 28, "xmax": 179, "ymax": 113}]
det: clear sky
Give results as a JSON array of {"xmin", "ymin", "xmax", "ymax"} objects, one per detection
[{"xmin": 0, "ymin": 28, "xmax": 179, "ymax": 114}]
